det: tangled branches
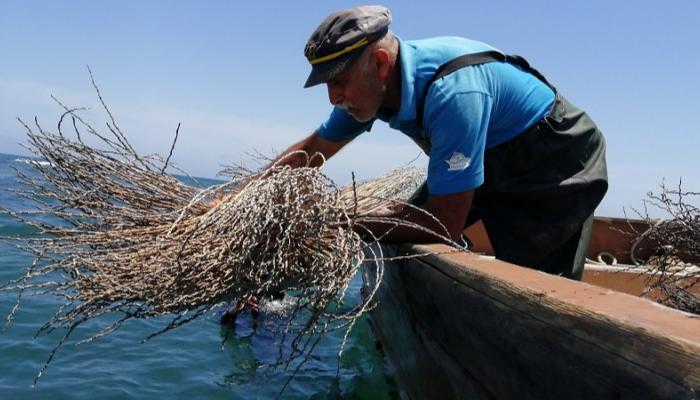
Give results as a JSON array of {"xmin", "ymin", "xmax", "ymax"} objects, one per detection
[
  {"xmin": 0, "ymin": 83, "xmax": 444, "ymax": 386},
  {"xmin": 629, "ymin": 181, "xmax": 700, "ymax": 314}
]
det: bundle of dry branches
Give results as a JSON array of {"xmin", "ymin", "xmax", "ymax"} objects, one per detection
[
  {"xmin": 629, "ymin": 181, "xmax": 700, "ymax": 314},
  {"xmin": 0, "ymin": 78, "xmax": 447, "ymax": 385}
]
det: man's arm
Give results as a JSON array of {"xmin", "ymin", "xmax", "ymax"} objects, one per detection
[
  {"xmin": 212, "ymin": 131, "xmax": 351, "ymax": 205},
  {"xmin": 366, "ymin": 88, "xmax": 491, "ymax": 245},
  {"xmin": 355, "ymin": 190, "xmax": 474, "ymax": 244},
  {"xmin": 268, "ymin": 131, "xmax": 351, "ymax": 169}
]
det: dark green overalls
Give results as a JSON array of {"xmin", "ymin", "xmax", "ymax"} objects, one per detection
[{"xmin": 410, "ymin": 51, "xmax": 608, "ymax": 280}]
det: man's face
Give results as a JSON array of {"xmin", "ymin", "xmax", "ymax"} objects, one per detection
[{"xmin": 326, "ymin": 49, "xmax": 386, "ymax": 122}]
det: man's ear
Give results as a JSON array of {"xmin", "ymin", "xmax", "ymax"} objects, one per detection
[{"xmin": 371, "ymin": 48, "xmax": 392, "ymax": 80}]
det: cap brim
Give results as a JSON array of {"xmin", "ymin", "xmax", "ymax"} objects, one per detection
[{"xmin": 303, "ymin": 49, "xmax": 364, "ymax": 88}]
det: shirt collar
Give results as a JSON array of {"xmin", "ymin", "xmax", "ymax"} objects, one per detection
[
  {"xmin": 396, "ymin": 37, "xmax": 418, "ymax": 123},
  {"xmin": 378, "ymin": 36, "xmax": 419, "ymax": 126}
]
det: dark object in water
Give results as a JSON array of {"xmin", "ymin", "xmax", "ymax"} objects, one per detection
[{"xmin": 220, "ymin": 292, "xmax": 285, "ymax": 325}]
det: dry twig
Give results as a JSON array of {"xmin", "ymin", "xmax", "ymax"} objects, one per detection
[{"xmin": 628, "ymin": 180, "xmax": 700, "ymax": 314}]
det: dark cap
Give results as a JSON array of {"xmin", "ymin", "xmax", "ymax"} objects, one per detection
[{"xmin": 303, "ymin": 5, "xmax": 391, "ymax": 88}]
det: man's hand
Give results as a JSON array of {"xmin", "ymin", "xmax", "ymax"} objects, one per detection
[
  {"xmin": 211, "ymin": 132, "xmax": 349, "ymax": 208},
  {"xmin": 268, "ymin": 131, "xmax": 351, "ymax": 170},
  {"xmin": 353, "ymin": 190, "xmax": 474, "ymax": 244},
  {"xmin": 366, "ymin": 205, "xmax": 398, "ymax": 217},
  {"xmin": 209, "ymin": 188, "xmax": 241, "ymax": 207},
  {"xmin": 209, "ymin": 194, "xmax": 226, "ymax": 208}
]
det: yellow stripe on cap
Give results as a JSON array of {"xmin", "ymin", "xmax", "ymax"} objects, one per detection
[{"xmin": 308, "ymin": 37, "xmax": 370, "ymax": 65}]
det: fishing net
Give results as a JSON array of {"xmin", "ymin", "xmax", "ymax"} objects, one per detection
[{"xmin": 1, "ymin": 77, "xmax": 452, "ymax": 385}]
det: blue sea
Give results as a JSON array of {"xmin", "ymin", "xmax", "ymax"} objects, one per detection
[{"xmin": 0, "ymin": 152, "xmax": 398, "ymax": 399}]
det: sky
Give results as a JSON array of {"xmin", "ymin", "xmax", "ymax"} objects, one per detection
[{"xmin": 1, "ymin": 1, "xmax": 698, "ymax": 217}]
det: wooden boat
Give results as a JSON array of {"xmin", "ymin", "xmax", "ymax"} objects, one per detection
[{"xmin": 361, "ymin": 217, "xmax": 700, "ymax": 400}]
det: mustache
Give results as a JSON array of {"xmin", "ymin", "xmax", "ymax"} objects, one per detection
[{"xmin": 337, "ymin": 102, "xmax": 358, "ymax": 111}]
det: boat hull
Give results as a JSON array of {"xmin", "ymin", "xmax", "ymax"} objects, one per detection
[{"xmin": 362, "ymin": 244, "xmax": 700, "ymax": 400}]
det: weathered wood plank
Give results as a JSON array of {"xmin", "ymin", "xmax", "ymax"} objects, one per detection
[
  {"xmin": 362, "ymin": 262, "xmax": 494, "ymax": 400},
  {"xmin": 365, "ymin": 244, "xmax": 700, "ymax": 400}
]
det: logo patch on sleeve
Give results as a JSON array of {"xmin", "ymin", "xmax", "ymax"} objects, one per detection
[{"xmin": 445, "ymin": 152, "xmax": 471, "ymax": 171}]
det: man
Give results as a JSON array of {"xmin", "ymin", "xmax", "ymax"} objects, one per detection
[{"xmin": 274, "ymin": 5, "xmax": 607, "ymax": 280}]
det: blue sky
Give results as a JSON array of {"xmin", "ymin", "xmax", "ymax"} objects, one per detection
[{"xmin": 1, "ymin": 1, "xmax": 698, "ymax": 217}]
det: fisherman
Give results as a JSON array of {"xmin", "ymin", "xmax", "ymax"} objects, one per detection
[{"xmin": 271, "ymin": 5, "xmax": 608, "ymax": 280}]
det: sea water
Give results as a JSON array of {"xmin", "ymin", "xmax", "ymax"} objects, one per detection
[{"xmin": 0, "ymin": 153, "xmax": 398, "ymax": 399}]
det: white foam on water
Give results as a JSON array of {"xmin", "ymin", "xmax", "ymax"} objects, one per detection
[
  {"xmin": 259, "ymin": 296, "xmax": 297, "ymax": 316},
  {"xmin": 15, "ymin": 158, "xmax": 53, "ymax": 167}
]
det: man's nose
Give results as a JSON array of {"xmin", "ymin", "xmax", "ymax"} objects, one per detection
[{"xmin": 327, "ymin": 85, "xmax": 343, "ymax": 106}]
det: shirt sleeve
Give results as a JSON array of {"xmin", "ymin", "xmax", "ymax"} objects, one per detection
[
  {"xmin": 424, "ymin": 89, "xmax": 493, "ymax": 196},
  {"xmin": 317, "ymin": 107, "xmax": 375, "ymax": 142}
]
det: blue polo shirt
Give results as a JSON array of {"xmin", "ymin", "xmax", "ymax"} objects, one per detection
[{"xmin": 317, "ymin": 36, "xmax": 555, "ymax": 195}]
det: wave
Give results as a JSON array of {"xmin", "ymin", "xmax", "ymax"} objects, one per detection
[
  {"xmin": 14, "ymin": 158, "xmax": 53, "ymax": 167},
  {"xmin": 0, "ymin": 221, "xmax": 41, "ymax": 237}
]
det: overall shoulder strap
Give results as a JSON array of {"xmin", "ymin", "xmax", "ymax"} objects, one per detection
[{"xmin": 416, "ymin": 50, "xmax": 554, "ymax": 127}]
